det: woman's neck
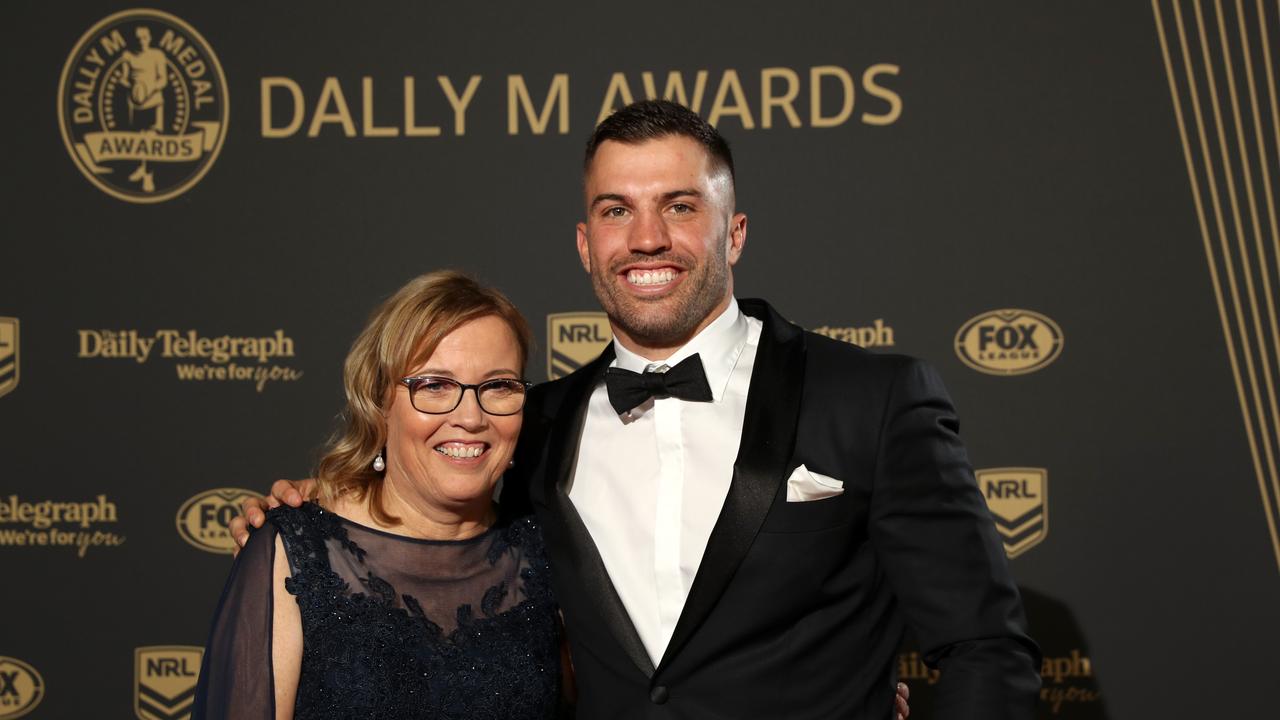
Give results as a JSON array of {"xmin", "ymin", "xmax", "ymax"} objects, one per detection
[{"xmin": 332, "ymin": 475, "xmax": 495, "ymax": 541}]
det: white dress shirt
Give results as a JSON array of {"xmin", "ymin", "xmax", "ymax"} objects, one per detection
[{"xmin": 567, "ymin": 299, "xmax": 762, "ymax": 665}]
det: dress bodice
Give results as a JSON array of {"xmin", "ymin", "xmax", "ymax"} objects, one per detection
[{"xmin": 193, "ymin": 503, "xmax": 561, "ymax": 720}]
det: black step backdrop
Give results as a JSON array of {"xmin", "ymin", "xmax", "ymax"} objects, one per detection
[{"xmin": 3, "ymin": 1, "xmax": 1278, "ymax": 718}]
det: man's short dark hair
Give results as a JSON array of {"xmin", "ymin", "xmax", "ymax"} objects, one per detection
[{"xmin": 584, "ymin": 100, "xmax": 735, "ymax": 184}]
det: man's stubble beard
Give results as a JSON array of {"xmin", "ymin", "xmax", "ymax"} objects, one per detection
[{"xmin": 590, "ymin": 234, "xmax": 731, "ymax": 350}]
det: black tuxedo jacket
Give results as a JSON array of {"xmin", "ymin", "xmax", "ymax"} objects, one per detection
[{"xmin": 506, "ymin": 299, "xmax": 1041, "ymax": 719}]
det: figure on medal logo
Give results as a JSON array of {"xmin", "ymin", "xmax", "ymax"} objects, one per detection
[{"xmin": 117, "ymin": 26, "xmax": 167, "ymax": 192}]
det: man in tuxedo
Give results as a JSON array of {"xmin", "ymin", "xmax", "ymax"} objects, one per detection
[
  {"xmin": 511, "ymin": 100, "xmax": 1039, "ymax": 718},
  {"xmin": 237, "ymin": 100, "xmax": 1038, "ymax": 718}
]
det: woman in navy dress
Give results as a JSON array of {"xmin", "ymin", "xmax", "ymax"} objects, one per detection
[{"xmin": 193, "ymin": 271, "xmax": 562, "ymax": 720}]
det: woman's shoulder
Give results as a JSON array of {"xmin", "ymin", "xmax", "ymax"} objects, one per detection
[
  {"xmin": 264, "ymin": 500, "xmax": 330, "ymax": 534},
  {"xmin": 495, "ymin": 514, "xmax": 544, "ymax": 546},
  {"xmin": 490, "ymin": 514, "xmax": 550, "ymax": 570},
  {"xmin": 264, "ymin": 502, "xmax": 350, "ymax": 560},
  {"xmin": 484, "ymin": 515, "xmax": 554, "ymax": 608}
]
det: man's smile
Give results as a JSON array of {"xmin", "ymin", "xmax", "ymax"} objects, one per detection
[{"xmin": 621, "ymin": 265, "xmax": 685, "ymax": 293}]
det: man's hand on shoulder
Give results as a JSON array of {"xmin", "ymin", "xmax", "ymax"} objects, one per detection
[{"xmin": 230, "ymin": 479, "xmax": 315, "ymax": 556}]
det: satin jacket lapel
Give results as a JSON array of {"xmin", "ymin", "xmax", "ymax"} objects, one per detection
[
  {"xmin": 544, "ymin": 345, "xmax": 657, "ymax": 678},
  {"xmin": 656, "ymin": 299, "xmax": 807, "ymax": 673}
]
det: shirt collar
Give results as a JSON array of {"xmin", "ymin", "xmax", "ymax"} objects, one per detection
[{"xmin": 610, "ymin": 298, "xmax": 748, "ymax": 402}]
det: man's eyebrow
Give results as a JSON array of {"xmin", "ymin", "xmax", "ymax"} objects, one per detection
[
  {"xmin": 589, "ymin": 192, "xmax": 629, "ymax": 209},
  {"xmin": 661, "ymin": 189, "xmax": 702, "ymax": 202},
  {"xmin": 589, "ymin": 189, "xmax": 703, "ymax": 209}
]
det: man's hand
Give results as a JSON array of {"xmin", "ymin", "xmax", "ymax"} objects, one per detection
[
  {"xmin": 229, "ymin": 479, "xmax": 315, "ymax": 555},
  {"xmin": 896, "ymin": 682, "xmax": 910, "ymax": 720}
]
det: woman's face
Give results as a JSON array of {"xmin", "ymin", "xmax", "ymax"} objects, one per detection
[{"xmin": 384, "ymin": 314, "xmax": 524, "ymax": 513}]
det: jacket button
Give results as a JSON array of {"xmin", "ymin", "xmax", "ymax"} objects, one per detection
[{"xmin": 650, "ymin": 685, "xmax": 669, "ymax": 704}]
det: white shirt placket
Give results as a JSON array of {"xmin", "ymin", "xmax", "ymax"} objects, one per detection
[{"xmin": 650, "ymin": 371, "xmax": 687, "ymax": 651}]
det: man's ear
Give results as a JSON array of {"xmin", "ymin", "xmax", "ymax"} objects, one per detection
[
  {"xmin": 575, "ymin": 222, "xmax": 592, "ymax": 273},
  {"xmin": 726, "ymin": 212, "xmax": 747, "ymax": 266}
]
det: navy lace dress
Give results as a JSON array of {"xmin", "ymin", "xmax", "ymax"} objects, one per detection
[{"xmin": 193, "ymin": 503, "xmax": 561, "ymax": 719}]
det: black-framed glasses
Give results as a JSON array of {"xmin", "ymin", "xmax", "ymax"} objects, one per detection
[{"xmin": 400, "ymin": 376, "xmax": 533, "ymax": 416}]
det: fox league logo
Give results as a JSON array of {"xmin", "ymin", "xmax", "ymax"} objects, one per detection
[
  {"xmin": 0, "ymin": 657, "xmax": 43, "ymax": 720},
  {"xmin": 58, "ymin": 9, "xmax": 228, "ymax": 202},
  {"xmin": 977, "ymin": 467, "xmax": 1048, "ymax": 558},
  {"xmin": 955, "ymin": 309, "xmax": 1063, "ymax": 376},
  {"xmin": 176, "ymin": 488, "xmax": 262, "ymax": 554},
  {"xmin": 135, "ymin": 646, "xmax": 202, "ymax": 720},
  {"xmin": 547, "ymin": 312, "xmax": 611, "ymax": 380},
  {"xmin": 0, "ymin": 319, "xmax": 17, "ymax": 399}
]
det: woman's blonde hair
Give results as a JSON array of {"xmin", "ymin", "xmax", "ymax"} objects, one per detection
[{"xmin": 315, "ymin": 270, "xmax": 532, "ymax": 525}]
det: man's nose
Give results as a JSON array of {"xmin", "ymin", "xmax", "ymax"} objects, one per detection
[{"xmin": 627, "ymin": 209, "xmax": 672, "ymax": 254}]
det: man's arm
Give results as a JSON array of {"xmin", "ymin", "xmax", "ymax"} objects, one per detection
[{"xmin": 869, "ymin": 358, "xmax": 1041, "ymax": 719}]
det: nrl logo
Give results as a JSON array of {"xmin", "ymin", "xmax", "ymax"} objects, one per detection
[
  {"xmin": 547, "ymin": 312, "xmax": 611, "ymax": 380},
  {"xmin": 0, "ymin": 318, "xmax": 17, "ymax": 399},
  {"xmin": 0, "ymin": 656, "xmax": 44, "ymax": 720},
  {"xmin": 135, "ymin": 646, "xmax": 202, "ymax": 720},
  {"xmin": 58, "ymin": 9, "xmax": 228, "ymax": 203},
  {"xmin": 977, "ymin": 467, "xmax": 1048, "ymax": 558}
]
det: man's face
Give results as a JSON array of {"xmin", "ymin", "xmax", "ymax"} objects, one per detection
[{"xmin": 576, "ymin": 135, "xmax": 747, "ymax": 353}]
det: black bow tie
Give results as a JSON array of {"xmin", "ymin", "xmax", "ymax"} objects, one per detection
[{"xmin": 604, "ymin": 353, "xmax": 714, "ymax": 415}]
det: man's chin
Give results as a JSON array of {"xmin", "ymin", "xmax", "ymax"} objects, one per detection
[
  {"xmin": 596, "ymin": 278, "xmax": 726, "ymax": 346},
  {"xmin": 609, "ymin": 311, "xmax": 699, "ymax": 349}
]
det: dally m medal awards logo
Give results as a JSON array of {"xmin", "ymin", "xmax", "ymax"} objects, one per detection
[
  {"xmin": 176, "ymin": 488, "xmax": 262, "ymax": 554},
  {"xmin": 0, "ymin": 318, "xmax": 17, "ymax": 399},
  {"xmin": 135, "ymin": 646, "xmax": 202, "ymax": 720},
  {"xmin": 955, "ymin": 309, "xmax": 1063, "ymax": 376},
  {"xmin": 978, "ymin": 467, "xmax": 1048, "ymax": 558},
  {"xmin": 0, "ymin": 656, "xmax": 44, "ymax": 720},
  {"xmin": 59, "ymin": 9, "xmax": 228, "ymax": 203},
  {"xmin": 547, "ymin": 313, "xmax": 612, "ymax": 380}
]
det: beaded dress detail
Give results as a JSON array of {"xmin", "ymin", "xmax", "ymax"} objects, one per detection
[{"xmin": 193, "ymin": 503, "xmax": 560, "ymax": 720}]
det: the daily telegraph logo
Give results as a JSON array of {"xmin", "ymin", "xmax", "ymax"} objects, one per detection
[
  {"xmin": 0, "ymin": 495, "xmax": 125, "ymax": 558},
  {"xmin": 547, "ymin": 313, "xmax": 611, "ymax": 380},
  {"xmin": 811, "ymin": 319, "xmax": 895, "ymax": 348},
  {"xmin": 977, "ymin": 467, "xmax": 1048, "ymax": 558},
  {"xmin": 135, "ymin": 646, "xmax": 202, "ymax": 720},
  {"xmin": 1040, "ymin": 649, "xmax": 1100, "ymax": 714},
  {"xmin": 176, "ymin": 488, "xmax": 261, "ymax": 554},
  {"xmin": 77, "ymin": 328, "xmax": 304, "ymax": 391},
  {"xmin": 900, "ymin": 647, "xmax": 1100, "ymax": 714},
  {"xmin": 59, "ymin": 9, "xmax": 228, "ymax": 203},
  {"xmin": 955, "ymin": 309, "xmax": 1063, "ymax": 376},
  {"xmin": 0, "ymin": 318, "xmax": 17, "ymax": 399},
  {"xmin": 0, "ymin": 657, "xmax": 44, "ymax": 720}
]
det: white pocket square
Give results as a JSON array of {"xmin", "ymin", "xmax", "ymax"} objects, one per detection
[{"xmin": 786, "ymin": 464, "xmax": 844, "ymax": 502}]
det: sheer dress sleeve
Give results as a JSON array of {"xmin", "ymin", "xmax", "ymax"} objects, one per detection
[{"xmin": 192, "ymin": 522, "xmax": 280, "ymax": 720}]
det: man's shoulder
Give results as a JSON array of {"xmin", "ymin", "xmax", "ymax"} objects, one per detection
[
  {"xmin": 528, "ymin": 369, "xmax": 585, "ymax": 416},
  {"xmin": 801, "ymin": 328, "xmax": 920, "ymax": 379},
  {"xmin": 527, "ymin": 353, "xmax": 608, "ymax": 418},
  {"xmin": 799, "ymin": 330, "xmax": 957, "ymax": 416}
]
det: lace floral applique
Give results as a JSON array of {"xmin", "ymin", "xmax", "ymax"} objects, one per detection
[{"xmin": 267, "ymin": 505, "xmax": 560, "ymax": 720}]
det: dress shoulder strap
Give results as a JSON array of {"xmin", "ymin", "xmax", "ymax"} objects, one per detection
[{"xmin": 266, "ymin": 502, "xmax": 356, "ymax": 576}]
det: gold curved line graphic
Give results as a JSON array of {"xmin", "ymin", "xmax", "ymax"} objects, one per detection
[{"xmin": 1153, "ymin": 0, "xmax": 1280, "ymax": 573}]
